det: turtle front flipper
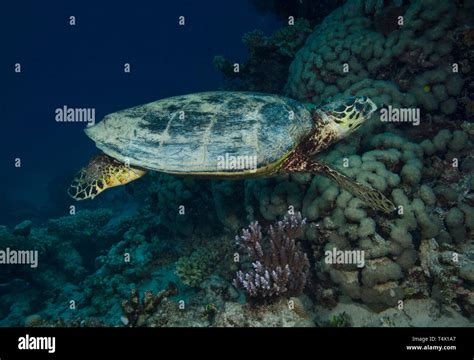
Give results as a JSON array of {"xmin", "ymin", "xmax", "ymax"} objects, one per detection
[
  {"xmin": 285, "ymin": 160, "xmax": 395, "ymax": 214},
  {"xmin": 314, "ymin": 161, "xmax": 395, "ymax": 213},
  {"xmin": 68, "ymin": 154, "xmax": 146, "ymax": 200}
]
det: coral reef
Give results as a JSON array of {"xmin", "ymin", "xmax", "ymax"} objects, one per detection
[
  {"xmin": 120, "ymin": 282, "xmax": 178, "ymax": 327},
  {"xmin": 143, "ymin": 173, "xmax": 219, "ymax": 237},
  {"xmin": 452, "ymin": 26, "xmax": 474, "ymax": 119},
  {"xmin": 0, "ymin": 205, "xmax": 182, "ymax": 326},
  {"xmin": 175, "ymin": 248, "xmax": 218, "ymax": 288},
  {"xmin": 0, "ymin": 191, "xmax": 238, "ymax": 326},
  {"xmin": 324, "ymin": 311, "xmax": 352, "ymax": 327},
  {"xmin": 234, "ymin": 213, "xmax": 310, "ymax": 299},
  {"xmin": 1, "ymin": 0, "xmax": 473, "ymax": 329},
  {"xmin": 211, "ymin": 180, "xmax": 247, "ymax": 231},
  {"xmin": 214, "ymin": 298, "xmax": 314, "ymax": 327},
  {"xmin": 244, "ymin": 126, "xmax": 473, "ymax": 311},
  {"xmin": 24, "ymin": 314, "xmax": 107, "ymax": 328},
  {"xmin": 419, "ymin": 239, "xmax": 474, "ymax": 314},
  {"xmin": 13, "ymin": 1, "xmax": 469, "ymax": 327},
  {"xmin": 315, "ymin": 298, "xmax": 472, "ymax": 327},
  {"xmin": 286, "ymin": 0, "xmax": 466, "ymax": 116},
  {"xmin": 0, "ymin": 209, "xmax": 118, "ymax": 291},
  {"xmin": 47, "ymin": 209, "xmax": 113, "ymax": 242},
  {"xmin": 24, "ymin": 314, "xmax": 45, "ymax": 327},
  {"xmin": 175, "ymin": 235, "xmax": 236, "ymax": 288},
  {"xmin": 214, "ymin": 18, "xmax": 312, "ymax": 92},
  {"xmin": 321, "ymin": 129, "xmax": 473, "ymax": 310}
]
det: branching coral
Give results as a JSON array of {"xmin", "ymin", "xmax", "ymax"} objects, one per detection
[
  {"xmin": 121, "ymin": 282, "xmax": 178, "ymax": 327},
  {"xmin": 234, "ymin": 212, "xmax": 310, "ymax": 299}
]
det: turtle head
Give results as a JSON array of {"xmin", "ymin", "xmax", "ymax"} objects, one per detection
[
  {"xmin": 316, "ymin": 96, "xmax": 377, "ymax": 139},
  {"xmin": 68, "ymin": 154, "xmax": 146, "ymax": 200}
]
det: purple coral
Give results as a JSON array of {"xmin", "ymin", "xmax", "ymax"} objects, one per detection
[{"xmin": 234, "ymin": 212, "xmax": 310, "ymax": 299}]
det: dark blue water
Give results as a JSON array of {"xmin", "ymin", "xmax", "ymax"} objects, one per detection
[{"xmin": 0, "ymin": 0, "xmax": 279, "ymax": 224}]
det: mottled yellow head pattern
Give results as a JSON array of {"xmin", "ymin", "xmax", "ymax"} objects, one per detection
[{"xmin": 316, "ymin": 96, "xmax": 377, "ymax": 139}]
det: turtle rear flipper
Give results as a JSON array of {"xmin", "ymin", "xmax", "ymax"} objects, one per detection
[
  {"xmin": 314, "ymin": 161, "xmax": 395, "ymax": 214},
  {"xmin": 68, "ymin": 154, "xmax": 146, "ymax": 200}
]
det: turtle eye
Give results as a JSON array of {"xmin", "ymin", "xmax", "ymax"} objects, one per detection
[
  {"xmin": 344, "ymin": 97, "xmax": 356, "ymax": 107},
  {"xmin": 355, "ymin": 102, "xmax": 364, "ymax": 112}
]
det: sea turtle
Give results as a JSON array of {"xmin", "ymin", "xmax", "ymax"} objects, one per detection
[{"xmin": 68, "ymin": 91, "xmax": 395, "ymax": 213}]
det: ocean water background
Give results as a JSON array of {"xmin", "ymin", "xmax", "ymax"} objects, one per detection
[
  {"xmin": 1, "ymin": 0, "xmax": 472, "ymax": 328},
  {"xmin": 0, "ymin": 0, "xmax": 279, "ymax": 226}
]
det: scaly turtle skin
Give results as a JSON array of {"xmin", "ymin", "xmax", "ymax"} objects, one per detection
[{"xmin": 68, "ymin": 91, "xmax": 395, "ymax": 213}]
